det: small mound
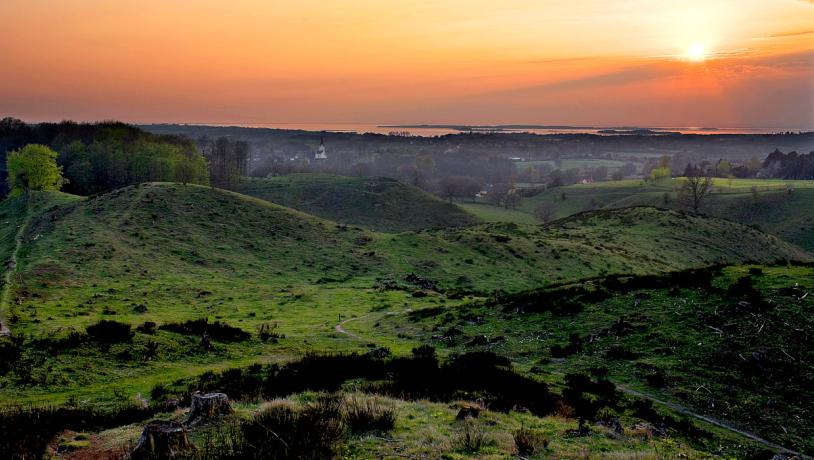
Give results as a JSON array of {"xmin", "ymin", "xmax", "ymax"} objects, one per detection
[{"xmin": 234, "ymin": 174, "xmax": 480, "ymax": 232}]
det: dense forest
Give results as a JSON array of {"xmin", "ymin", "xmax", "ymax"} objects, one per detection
[
  {"xmin": 0, "ymin": 118, "xmax": 209, "ymax": 197},
  {"xmin": 761, "ymin": 149, "xmax": 814, "ymax": 180}
]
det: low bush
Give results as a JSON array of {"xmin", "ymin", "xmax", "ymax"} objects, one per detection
[
  {"xmin": 159, "ymin": 319, "xmax": 250, "ymax": 342},
  {"xmin": 240, "ymin": 395, "xmax": 346, "ymax": 459},
  {"xmin": 86, "ymin": 320, "xmax": 133, "ymax": 343},
  {"xmin": 514, "ymin": 426, "xmax": 549, "ymax": 456},
  {"xmin": 456, "ymin": 418, "xmax": 486, "ymax": 452},
  {"xmin": 343, "ymin": 394, "xmax": 396, "ymax": 433}
]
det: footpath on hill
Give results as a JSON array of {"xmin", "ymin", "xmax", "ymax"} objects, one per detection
[{"xmin": 0, "ymin": 197, "xmax": 30, "ymax": 336}]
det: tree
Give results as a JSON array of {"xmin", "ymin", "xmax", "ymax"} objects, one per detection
[
  {"xmin": 592, "ymin": 166, "xmax": 608, "ymax": 182},
  {"xmin": 439, "ymin": 176, "xmax": 482, "ymax": 202},
  {"xmin": 679, "ymin": 167, "xmax": 713, "ymax": 212},
  {"xmin": 6, "ymin": 144, "xmax": 64, "ymax": 196},
  {"xmin": 534, "ymin": 202, "xmax": 556, "ymax": 223},
  {"xmin": 648, "ymin": 166, "xmax": 671, "ymax": 182}
]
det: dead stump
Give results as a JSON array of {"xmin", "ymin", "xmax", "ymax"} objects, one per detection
[
  {"xmin": 186, "ymin": 392, "xmax": 233, "ymax": 426},
  {"xmin": 131, "ymin": 421, "xmax": 192, "ymax": 459}
]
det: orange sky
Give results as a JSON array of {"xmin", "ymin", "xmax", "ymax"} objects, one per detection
[{"xmin": 1, "ymin": 0, "xmax": 813, "ymax": 127}]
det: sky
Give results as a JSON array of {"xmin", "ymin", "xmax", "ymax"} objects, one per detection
[{"xmin": 1, "ymin": 0, "xmax": 813, "ymax": 128}]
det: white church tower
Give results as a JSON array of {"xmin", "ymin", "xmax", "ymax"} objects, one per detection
[{"xmin": 314, "ymin": 136, "xmax": 328, "ymax": 160}]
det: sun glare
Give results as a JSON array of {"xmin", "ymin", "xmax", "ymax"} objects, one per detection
[{"xmin": 687, "ymin": 43, "xmax": 706, "ymax": 61}]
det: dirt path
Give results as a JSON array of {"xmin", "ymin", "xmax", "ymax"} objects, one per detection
[
  {"xmin": 618, "ymin": 386, "xmax": 810, "ymax": 459},
  {"xmin": 0, "ymin": 198, "xmax": 31, "ymax": 336},
  {"xmin": 335, "ymin": 309, "xmax": 412, "ymax": 341},
  {"xmin": 335, "ymin": 308, "xmax": 809, "ymax": 458}
]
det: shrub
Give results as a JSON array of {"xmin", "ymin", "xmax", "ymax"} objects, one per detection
[
  {"xmin": 343, "ymin": 394, "xmax": 396, "ymax": 433},
  {"xmin": 456, "ymin": 418, "xmax": 486, "ymax": 453},
  {"xmin": 159, "ymin": 319, "xmax": 250, "ymax": 342},
  {"xmin": 0, "ymin": 334, "xmax": 24, "ymax": 374},
  {"xmin": 257, "ymin": 322, "xmax": 283, "ymax": 342},
  {"xmin": 514, "ymin": 426, "xmax": 549, "ymax": 456},
  {"xmin": 136, "ymin": 321, "xmax": 157, "ymax": 334},
  {"xmin": 86, "ymin": 320, "xmax": 133, "ymax": 343},
  {"xmin": 241, "ymin": 395, "xmax": 346, "ymax": 459},
  {"xmin": 604, "ymin": 345, "xmax": 638, "ymax": 360}
]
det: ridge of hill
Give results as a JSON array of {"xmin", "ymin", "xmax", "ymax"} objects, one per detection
[
  {"xmin": 233, "ymin": 174, "xmax": 480, "ymax": 232},
  {"xmin": 4, "ymin": 183, "xmax": 810, "ymax": 336},
  {"xmin": 506, "ymin": 178, "xmax": 814, "ymax": 250}
]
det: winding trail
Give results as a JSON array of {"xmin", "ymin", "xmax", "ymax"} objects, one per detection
[
  {"xmin": 618, "ymin": 386, "xmax": 810, "ymax": 459},
  {"xmin": 335, "ymin": 308, "xmax": 412, "ymax": 341},
  {"xmin": 0, "ymin": 198, "xmax": 31, "ymax": 336},
  {"xmin": 335, "ymin": 308, "xmax": 810, "ymax": 458}
]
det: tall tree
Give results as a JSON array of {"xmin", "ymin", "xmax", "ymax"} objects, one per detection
[
  {"xmin": 679, "ymin": 167, "xmax": 713, "ymax": 212},
  {"xmin": 6, "ymin": 144, "xmax": 64, "ymax": 196}
]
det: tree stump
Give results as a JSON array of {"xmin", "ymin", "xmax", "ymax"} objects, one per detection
[
  {"xmin": 131, "ymin": 421, "xmax": 192, "ymax": 460},
  {"xmin": 186, "ymin": 392, "xmax": 233, "ymax": 425}
]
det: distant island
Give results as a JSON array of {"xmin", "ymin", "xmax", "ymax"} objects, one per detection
[
  {"xmin": 381, "ymin": 124, "xmax": 598, "ymax": 131},
  {"xmin": 597, "ymin": 129, "xmax": 682, "ymax": 135},
  {"xmin": 383, "ymin": 124, "xmax": 688, "ymax": 135}
]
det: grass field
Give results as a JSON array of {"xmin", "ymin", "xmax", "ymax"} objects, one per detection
[
  {"xmin": 516, "ymin": 158, "xmax": 632, "ymax": 173},
  {"xmin": 234, "ymin": 174, "xmax": 480, "ymax": 232},
  {"xmin": 456, "ymin": 202, "xmax": 539, "ymax": 224}
]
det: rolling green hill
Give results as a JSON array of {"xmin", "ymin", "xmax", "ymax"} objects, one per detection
[
  {"xmin": 2, "ymin": 183, "xmax": 812, "ymax": 457},
  {"xmin": 474, "ymin": 178, "xmax": 814, "ymax": 250},
  {"xmin": 6, "ymin": 184, "xmax": 809, "ymax": 335},
  {"xmin": 234, "ymin": 174, "xmax": 480, "ymax": 232}
]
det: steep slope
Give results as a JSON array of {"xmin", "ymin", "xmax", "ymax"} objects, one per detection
[{"xmin": 234, "ymin": 174, "xmax": 480, "ymax": 232}]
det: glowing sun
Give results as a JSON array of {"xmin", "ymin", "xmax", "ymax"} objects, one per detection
[{"xmin": 687, "ymin": 43, "xmax": 707, "ymax": 61}]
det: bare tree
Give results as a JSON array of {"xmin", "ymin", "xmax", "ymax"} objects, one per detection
[
  {"xmin": 534, "ymin": 202, "xmax": 556, "ymax": 222},
  {"xmin": 679, "ymin": 169, "xmax": 713, "ymax": 212}
]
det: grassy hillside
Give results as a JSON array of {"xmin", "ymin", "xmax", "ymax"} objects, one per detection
[
  {"xmin": 373, "ymin": 264, "xmax": 814, "ymax": 453},
  {"xmin": 0, "ymin": 183, "xmax": 809, "ymax": 405},
  {"xmin": 2, "ymin": 184, "xmax": 812, "ymax": 457},
  {"xmin": 472, "ymin": 178, "xmax": 814, "ymax": 250},
  {"xmin": 457, "ymin": 202, "xmax": 539, "ymax": 224},
  {"xmin": 234, "ymin": 174, "xmax": 480, "ymax": 232}
]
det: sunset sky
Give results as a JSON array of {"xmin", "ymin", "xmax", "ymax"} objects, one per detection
[{"xmin": 1, "ymin": 0, "xmax": 813, "ymax": 128}]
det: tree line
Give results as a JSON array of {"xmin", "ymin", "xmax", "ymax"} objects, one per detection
[
  {"xmin": 1, "ymin": 119, "xmax": 255, "ymax": 198},
  {"xmin": 759, "ymin": 149, "xmax": 814, "ymax": 180}
]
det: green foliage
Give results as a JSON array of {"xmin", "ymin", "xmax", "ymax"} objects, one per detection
[
  {"xmin": 59, "ymin": 137, "xmax": 208, "ymax": 194},
  {"xmin": 6, "ymin": 144, "xmax": 64, "ymax": 196},
  {"xmin": 648, "ymin": 166, "xmax": 671, "ymax": 182}
]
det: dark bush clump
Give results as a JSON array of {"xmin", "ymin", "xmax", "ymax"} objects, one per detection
[
  {"xmin": 343, "ymin": 395, "xmax": 396, "ymax": 433},
  {"xmin": 137, "ymin": 321, "xmax": 157, "ymax": 334},
  {"xmin": 604, "ymin": 345, "xmax": 639, "ymax": 360},
  {"xmin": 514, "ymin": 426, "xmax": 549, "ymax": 456},
  {"xmin": 550, "ymin": 333, "xmax": 583, "ymax": 358},
  {"xmin": 159, "ymin": 318, "xmax": 250, "ymax": 342},
  {"xmin": 86, "ymin": 320, "xmax": 133, "ymax": 343},
  {"xmin": 0, "ymin": 334, "xmax": 24, "ymax": 374},
  {"xmin": 240, "ymin": 395, "xmax": 345, "ymax": 459}
]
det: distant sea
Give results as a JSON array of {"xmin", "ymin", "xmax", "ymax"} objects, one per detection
[{"xmin": 193, "ymin": 122, "xmax": 810, "ymax": 137}]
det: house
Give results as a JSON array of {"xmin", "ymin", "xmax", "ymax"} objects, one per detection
[{"xmin": 314, "ymin": 137, "xmax": 328, "ymax": 160}]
